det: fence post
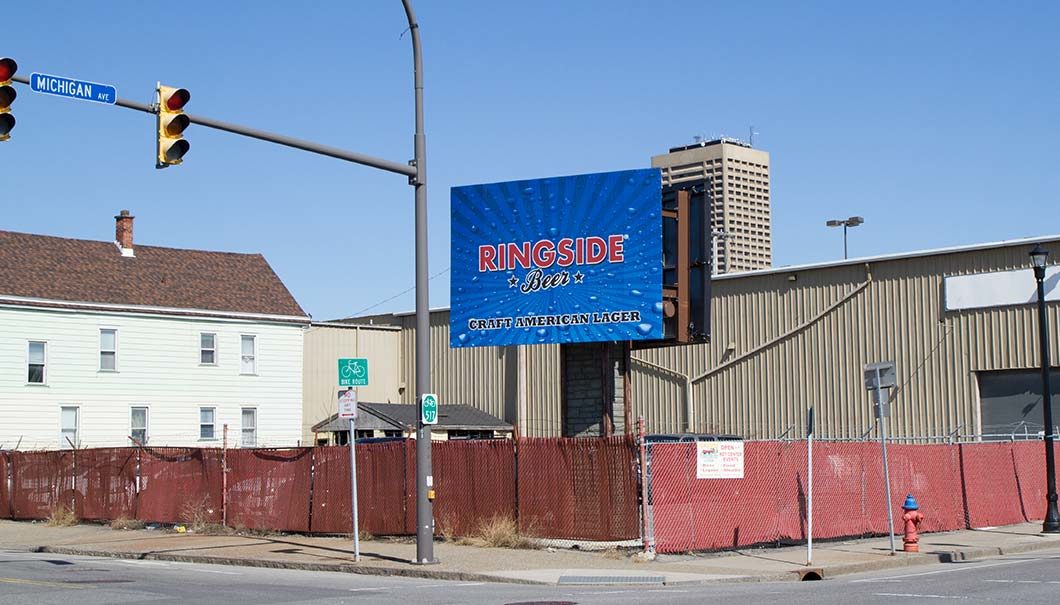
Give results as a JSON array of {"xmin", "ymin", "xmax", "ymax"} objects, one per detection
[
  {"xmin": 222, "ymin": 424, "xmax": 228, "ymax": 527},
  {"xmin": 638, "ymin": 416, "xmax": 654, "ymax": 555}
]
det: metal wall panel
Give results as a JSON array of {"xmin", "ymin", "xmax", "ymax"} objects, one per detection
[
  {"xmin": 302, "ymin": 324, "xmax": 401, "ymax": 443},
  {"xmin": 373, "ymin": 239, "xmax": 1060, "ymax": 439}
]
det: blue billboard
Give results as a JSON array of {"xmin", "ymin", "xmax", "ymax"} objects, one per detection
[{"xmin": 450, "ymin": 168, "xmax": 663, "ymax": 348}]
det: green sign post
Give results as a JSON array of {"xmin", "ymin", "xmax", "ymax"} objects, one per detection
[
  {"xmin": 421, "ymin": 393, "xmax": 438, "ymax": 425},
  {"xmin": 338, "ymin": 358, "xmax": 369, "ymax": 387}
]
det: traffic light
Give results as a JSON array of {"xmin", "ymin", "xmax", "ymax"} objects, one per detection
[
  {"xmin": 0, "ymin": 57, "xmax": 17, "ymax": 142},
  {"xmin": 156, "ymin": 84, "xmax": 190, "ymax": 168}
]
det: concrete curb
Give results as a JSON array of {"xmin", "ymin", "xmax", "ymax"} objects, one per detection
[
  {"xmin": 26, "ymin": 545, "xmax": 548, "ymax": 586},
  {"xmin": 17, "ymin": 534, "xmax": 1060, "ymax": 586},
  {"xmin": 790, "ymin": 536, "xmax": 1060, "ymax": 580}
]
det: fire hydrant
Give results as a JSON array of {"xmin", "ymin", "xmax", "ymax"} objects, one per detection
[{"xmin": 902, "ymin": 494, "xmax": 925, "ymax": 552}]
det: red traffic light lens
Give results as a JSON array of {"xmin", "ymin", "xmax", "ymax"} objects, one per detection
[
  {"xmin": 165, "ymin": 88, "xmax": 190, "ymax": 111},
  {"xmin": 0, "ymin": 58, "xmax": 16, "ymax": 82}
]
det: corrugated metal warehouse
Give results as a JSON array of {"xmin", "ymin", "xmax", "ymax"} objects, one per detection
[{"xmin": 326, "ymin": 235, "xmax": 1060, "ymax": 441}]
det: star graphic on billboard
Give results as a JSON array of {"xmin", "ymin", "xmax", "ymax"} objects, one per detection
[
  {"xmin": 573, "ymin": 271, "xmax": 585, "ymax": 283},
  {"xmin": 507, "ymin": 275, "xmax": 519, "ymax": 288}
]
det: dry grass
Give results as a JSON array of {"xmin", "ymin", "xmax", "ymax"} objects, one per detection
[
  {"xmin": 357, "ymin": 529, "xmax": 374, "ymax": 542},
  {"xmin": 458, "ymin": 515, "xmax": 538, "ymax": 549},
  {"xmin": 180, "ymin": 496, "xmax": 220, "ymax": 534},
  {"xmin": 110, "ymin": 517, "xmax": 145, "ymax": 531},
  {"xmin": 46, "ymin": 505, "xmax": 78, "ymax": 527}
]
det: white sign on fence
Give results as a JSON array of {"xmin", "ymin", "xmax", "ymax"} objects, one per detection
[{"xmin": 696, "ymin": 440, "xmax": 744, "ymax": 479}]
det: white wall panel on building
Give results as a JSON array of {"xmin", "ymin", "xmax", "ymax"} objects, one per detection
[{"xmin": 0, "ymin": 305, "xmax": 304, "ymax": 449}]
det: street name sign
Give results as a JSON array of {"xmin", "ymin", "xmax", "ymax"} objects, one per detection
[
  {"xmin": 338, "ymin": 389, "xmax": 358, "ymax": 420},
  {"xmin": 421, "ymin": 393, "xmax": 438, "ymax": 425},
  {"xmin": 338, "ymin": 357, "xmax": 369, "ymax": 387},
  {"xmin": 30, "ymin": 72, "xmax": 117, "ymax": 105}
]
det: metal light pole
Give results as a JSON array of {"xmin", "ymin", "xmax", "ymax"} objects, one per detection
[
  {"xmin": 400, "ymin": 0, "xmax": 437, "ymax": 564},
  {"xmin": 1030, "ymin": 244, "xmax": 1060, "ymax": 533},
  {"xmin": 826, "ymin": 216, "xmax": 864, "ymax": 259}
]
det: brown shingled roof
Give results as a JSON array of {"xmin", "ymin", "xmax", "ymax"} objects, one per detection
[{"xmin": 0, "ymin": 230, "xmax": 307, "ymax": 319}]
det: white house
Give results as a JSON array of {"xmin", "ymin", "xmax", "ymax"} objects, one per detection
[{"xmin": 0, "ymin": 211, "xmax": 310, "ymax": 450}]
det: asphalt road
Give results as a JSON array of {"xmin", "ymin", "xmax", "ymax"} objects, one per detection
[{"xmin": 3, "ymin": 547, "xmax": 1060, "ymax": 604}]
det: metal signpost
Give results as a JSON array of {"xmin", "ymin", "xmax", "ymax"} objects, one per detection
[
  {"xmin": 865, "ymin": 361, "xmax": 897, "ymax": 554},
  {"xmin": 29, "ymin": 72, "xmax": 117, "ymax": 104},
  {"xmin": 338, "ymin": 388, "xmax": 360, "ymax": 562},
  {"xmin": 806, "ymin": 407, "xmax": 814, "ymax": 565}
]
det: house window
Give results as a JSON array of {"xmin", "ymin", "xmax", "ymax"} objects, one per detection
[
  {"xmin": 130, "ymin": 406, "xmax": 149, "ymax": 445},
  {"xmin": 200, "ymin": 333, "xmax": 217, "ymax": 365},
  {"xmin": 240, "ymin": 335, "xmax": 256, "ymax": 374},
  {"xmin": 241, "ymin": 407, "xmax": 256, "ymax": 447},
  {"xmin": 100, "ymin": 328, "xmax": 117, "ymax": 371},
  {"xmin": 27, "ymin": 341, "xmax": 46, "ymax": 384},
  {"xmin": 60, "ymin": 406, "xmax": 79, "ymax": 448},
  {"xmin": 200, "ymin": 407, "xmax": 216, "ymax": 440}
]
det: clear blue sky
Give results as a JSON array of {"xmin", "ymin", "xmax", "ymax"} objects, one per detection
[{"xmin": 3, "ymin": 1, "xmax": 1057, "ymax": 320}]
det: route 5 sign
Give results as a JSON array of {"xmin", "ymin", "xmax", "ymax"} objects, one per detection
[{"xmin": 421, "ymin": 393, "xmax": 438, "ymax": 425}]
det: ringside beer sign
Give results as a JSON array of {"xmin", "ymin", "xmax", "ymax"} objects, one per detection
[{"xmin": 450, "ymin": 168, "xmax": 663, "ymax": 347}]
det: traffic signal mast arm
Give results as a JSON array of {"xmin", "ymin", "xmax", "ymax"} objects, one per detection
[{"xmin": 8, "ymin": 73, "xmax": 417, "ymax": 178}]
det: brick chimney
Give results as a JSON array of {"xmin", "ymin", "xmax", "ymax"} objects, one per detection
[{"xmin": 115, "ymin": 210, "xmax": 135, "ymax": 257}]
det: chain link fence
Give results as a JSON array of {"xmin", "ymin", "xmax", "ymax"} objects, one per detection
[
  {"xmin": 0, "ymin": 437, "xmax": 640, "ymax": 544},
  {"xmin": 644, "ymin": 437, "xmax": 1060, "ymax": 554}
]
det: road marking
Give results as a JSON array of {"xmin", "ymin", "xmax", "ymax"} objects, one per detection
[
  {"xmin": 0, "ymin": 577, "xmax": 88, "ymax": 589},
  {"xmin": 874, "ymin": 593, "xmax": 965, "ymax": 599},
  {"xmin": 412, "ymin": 582, "xmax": 485, "ymax": 588},
  {"xmin": 348, "ymin": 587, "xmax": 390, "ymax": 592},
  {"xmin": 193, "ymin": 568, "xmax": 240, "ymax": 575},
  {"xmin": 850, "ymin": 559, "xmax": 1031, "ymax": 583},
  {"xmin": 114, "ymin": 559, "xmax": 169, "ymax": 566}
]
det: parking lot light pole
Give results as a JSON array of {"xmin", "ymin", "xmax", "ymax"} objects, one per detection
[
  {"xmin": 826, "ymin": 216, "xmax": 864, "ymax": 259},
  {"xmin": 1030, "ymin": 244, "xmax": 1060, "ymax": 533}
]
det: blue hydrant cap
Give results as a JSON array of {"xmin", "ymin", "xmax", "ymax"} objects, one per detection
[{"xmin": 903, "ymin": 494, "xmax": 919, "ymax": 510}]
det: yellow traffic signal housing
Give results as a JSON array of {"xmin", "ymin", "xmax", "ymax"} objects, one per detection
[
  {"xmin": 0, "ymin": 57, "xmax": 18, "ymax": 142},
  {"xmin": 156, "ymin": 84, "xmax": 190, "ymax": 168}
]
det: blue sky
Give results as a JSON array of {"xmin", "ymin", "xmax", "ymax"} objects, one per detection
[{"xmin": 2, "ymin": 1, "xmax": 1057, "ymax": 320}]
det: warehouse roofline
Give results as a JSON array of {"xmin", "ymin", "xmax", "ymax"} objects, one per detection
[{"xmin": 349, "ymin": 233, "xmax": 1060, "ymax": 319}]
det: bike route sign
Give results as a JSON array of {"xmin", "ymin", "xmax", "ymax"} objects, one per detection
[
  {"xmin": 421, "ymin": 393, "xmax": 438, "ymax": 425},
  {"xmin": 338, "ymin": 357, "xmax": 369, "ymax": 387},
  {"xmin": 30, "ymin": 72, "xmax": 117, "ymax": 104}
]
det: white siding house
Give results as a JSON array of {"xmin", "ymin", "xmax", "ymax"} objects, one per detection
[{"xmin": 0, "ymin": 211, "xmax": 310, "ymax": 449}]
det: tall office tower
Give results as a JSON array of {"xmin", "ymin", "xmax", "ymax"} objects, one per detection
[{"xmin": 651, "ymin": 138, "xmax": 771, "ymax": 274}]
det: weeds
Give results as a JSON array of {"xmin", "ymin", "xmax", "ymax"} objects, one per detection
[
  {"xmin": 110, "ymin": 517, "xmax": 145, "ymax": 530},
  {"xmin": 459, "ymin": 515, "xmax": 538, "ymax": 549},
  {"xmin": 46, "ymin": 505, "xmax": 78, "ymax": 527},
  {"xmin": 180, "ymin": 496, "xmax": 220, "ymax": 534}
]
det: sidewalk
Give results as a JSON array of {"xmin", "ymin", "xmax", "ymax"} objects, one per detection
[{"xmin": 2, "ymin": 519, "xmax": 1059, "ymax": 585}]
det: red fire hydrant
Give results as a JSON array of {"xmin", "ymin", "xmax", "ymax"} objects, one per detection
[{"xmin": 902, "ymin": 494, "xmax": 924, "ymax": 552}]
